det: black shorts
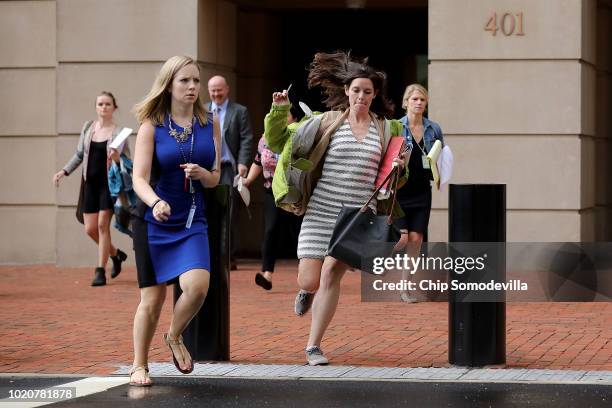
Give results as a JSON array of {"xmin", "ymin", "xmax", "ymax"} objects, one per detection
[{"xmin": 82, "ymin": 180, "xmax": 113, "ymax": 213}]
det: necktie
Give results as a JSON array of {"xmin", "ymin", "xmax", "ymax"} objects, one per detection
[{"xmin": 215, "ymin": 106, "xmax": 230, "ymax": 164}]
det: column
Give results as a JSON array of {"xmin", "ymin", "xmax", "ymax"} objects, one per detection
[
  {"xmin": 428, "ymin": 0, "xmax": 597, "ymax": 242},
  {"xmin": 0, "ymin": 1, "xmax": 57, "ymax": 263}
]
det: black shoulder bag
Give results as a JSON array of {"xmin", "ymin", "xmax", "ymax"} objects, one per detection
[{"xmin": 327, "ymin": 166, "xmax": 401, "ymax": 274}]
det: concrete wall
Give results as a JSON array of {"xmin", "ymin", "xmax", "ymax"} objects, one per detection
[
  {"xmin": 54, "ymin": 0, "xmax": 239, "ymax": 266},
  {"xmin": 0, "ymin": 1, "xmax": 57, "ymax": 263},
  {"xmin": 428, "ymin": 0, "xmax": 599, "ymax": 242},
  {"xmin": 0, "ymin": 0, "xmax": 238, "ymax": 265},
  {"xmin": 54, "ymin": 0, "xmax": 200, "ymax": 266}
]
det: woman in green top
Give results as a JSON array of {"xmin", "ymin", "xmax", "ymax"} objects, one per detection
[{"xmin": 265, "ymin": 52, "xmax": 406, "ymax": 366}]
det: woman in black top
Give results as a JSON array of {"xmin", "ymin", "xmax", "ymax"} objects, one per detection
[
  {"xmin": 53, "ymin": 92, "xmax": 129, "ymax": 286},
  {"xmin": 395, "ymin": 84, "xmax": 444, "ymax": 302}
]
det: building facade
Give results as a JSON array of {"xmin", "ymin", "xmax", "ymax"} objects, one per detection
[{"xmin": 1, "ymin": 0, "xmax": 611, "ymax": 265}]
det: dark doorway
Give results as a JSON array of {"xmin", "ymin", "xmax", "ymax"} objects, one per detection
[
  {"xmin": 270, "ymin": 8, "xmax": 427, "ymax": 258},
  {"xmin": 277, "ymin": 8, "xmax": 428, "ymax": 117},
  {"xmin": 234, "ymin": 7, "xmax": 428, "ymax": 258}
]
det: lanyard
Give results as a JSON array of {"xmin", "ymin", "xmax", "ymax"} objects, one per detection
[
  {"xmin": 407, "ymin": 126, "xmax": 428, "ymax": 156},
  {"xmin": 169, "ymin": 115, "xmax": 197, "ymax": 229},
  {"xmin": 176, "ymin": 125, "xmax": 195, "ymax": 165},
  {"xmin": 413, "ymin": 138, "xmax": 427, "ymax": 156}
]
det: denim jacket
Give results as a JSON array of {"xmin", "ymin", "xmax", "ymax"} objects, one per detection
[
  {"xmin": 400, "ymin": 115, "xmax": 444, "ymax": 152},
  {"xmin": 108, "ymin": 155, "xmax": 136, "ymax": 203}
]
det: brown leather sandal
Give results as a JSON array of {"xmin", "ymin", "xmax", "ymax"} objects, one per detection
[
  {"xmin": 129, "ymin": 366, "xmax": 152, "ymax": 387},
  {"xmin": 163, "ymin": 333, "xmax": 194, "ymax": 374}
]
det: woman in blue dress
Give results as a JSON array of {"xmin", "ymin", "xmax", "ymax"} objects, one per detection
[{"xmin": 129, "ymin": 56, "xmax": 221, "ymax": 386}]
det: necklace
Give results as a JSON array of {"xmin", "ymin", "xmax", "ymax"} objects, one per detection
[
  {"xmin": 168, "ymin": 114, "xmax": 194, "ymax": 143},
  {"xmin": 168, "ymin": 114, "xmax": 198, "ymax": 229}
]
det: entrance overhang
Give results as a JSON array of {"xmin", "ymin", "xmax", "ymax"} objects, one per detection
[{"xmin": 230, "ymin": 0, "xmax": 426, "ymax": 10}]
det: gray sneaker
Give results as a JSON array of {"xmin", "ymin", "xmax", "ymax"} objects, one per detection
[
  {"xmin": 294, "ymin": 290, "xmax": 314, "ymax": 316},
  {"xmin": 305, "ymin": 346, "xmax": 329, "ymax": 366},
  {"xmin": 400, "ymin": 291, "xmax": 419, "ymax": 303}
]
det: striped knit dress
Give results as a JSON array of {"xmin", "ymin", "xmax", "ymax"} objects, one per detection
[{"xmin": 297, "ymin": 119, "xmax": 382, "ymax": 259}]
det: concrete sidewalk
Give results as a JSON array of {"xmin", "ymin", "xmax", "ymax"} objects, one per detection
[{"xmin": 1, "ymin": 260, "xmax": 611, "ymax": 375}]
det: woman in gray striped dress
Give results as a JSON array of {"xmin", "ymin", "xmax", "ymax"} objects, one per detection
[
  {"xmin": 298, "ymin": 119, "xmax": 381, "ymax": 259},
  {"xmin": 268, "ymin": 52, "xmax": 406, "ymax": 366}
]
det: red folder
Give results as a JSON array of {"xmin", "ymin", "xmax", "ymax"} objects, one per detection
[{"xmin": 376, "ymin": 137, "xmax": 406, "ymax": 191}]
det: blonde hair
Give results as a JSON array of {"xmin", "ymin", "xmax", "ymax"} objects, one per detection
[
  {"xmin": 401, "ymin": 83, "xmax": 429, "ymax": 110},
  {"xmin": 133, "ymin": 56, "xmax": 208, "ymax": 126}
]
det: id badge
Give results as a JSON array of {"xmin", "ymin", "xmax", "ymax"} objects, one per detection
[
  {"xmin": 421, "ymin": 155, "xmax": 430, "ymax": 169},
  {"xmin": 186, "ymin": 204, "xmax": 196, "ymax": 229}
]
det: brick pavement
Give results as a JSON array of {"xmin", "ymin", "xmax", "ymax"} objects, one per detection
[{"xmin": 0, "ymin": 260, "xmax": 611, "ymax": 375}]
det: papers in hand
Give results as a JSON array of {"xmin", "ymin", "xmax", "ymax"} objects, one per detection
[
  {"xmin": 426, "ymin": 140, "xmax": 453, "ymax": 190},
  {"xmin": 108, "ymin": 127, "xmax": 132, "ymax": 150},
  {"xmin": 426, "ymin": 140, "xmax": 442, "ymax": 187},
  {"xmin": 376, "ymin": 137, "xmax": 406, "ymax": 199},
  {"xmin": 438, "ymin": 145, "xmax": 454, "ymax": 190},
  {"xmin": 298, "ymin": 101, "xmax": 313, "ymax": 118},
  {"xmin": 233, "ymin": 175, "xmax": 250, "ymax": 207}
]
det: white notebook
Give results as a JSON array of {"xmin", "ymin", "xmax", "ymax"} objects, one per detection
[
  {"xmin": 108, "ymin": 127, "xmax": 132, "ymax": 150},
  {"xmin": 438, "ymin": 145, "xmax": 454, "ymax": 191},
  {"xmin": 233, "ymin": 175, "xmax": 251, "ymax": 207}
]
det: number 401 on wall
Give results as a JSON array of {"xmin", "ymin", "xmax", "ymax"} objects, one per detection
[{"xmin": 485, "ymin": 12, "xmax": 525, "ymax": 36}]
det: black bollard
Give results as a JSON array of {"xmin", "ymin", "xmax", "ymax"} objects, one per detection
[
  {"xmin": 174, "ymin": 185, "xmax": 231, "ymax": 361},
  {"xmin": 448, "ymin": 184, "xmax": 506, "ymax": 366}
]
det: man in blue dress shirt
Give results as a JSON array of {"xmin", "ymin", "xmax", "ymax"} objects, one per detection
[{"xmin": 208, "ymin": 75, "xmax": 254, "ymax": 270}]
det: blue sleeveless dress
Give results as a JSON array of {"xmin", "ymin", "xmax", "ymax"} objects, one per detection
[{"xmin": 143, "ymin": 116, "xmax": 216, "ymax": 284}]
